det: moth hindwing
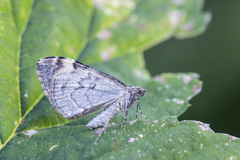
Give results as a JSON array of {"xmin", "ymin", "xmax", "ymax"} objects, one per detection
[{"xmin": 36, "ymin": 56, "xmax": 147, "ymax": 143}]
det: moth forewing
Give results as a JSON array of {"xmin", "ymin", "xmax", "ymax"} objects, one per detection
[{"xmin": 36, "ymin": 56, "xmax": 147, "ymax": 144}]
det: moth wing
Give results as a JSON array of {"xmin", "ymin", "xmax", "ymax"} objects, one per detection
[{"xmin": 36, "ymin": 56, "xmax": 127, "ymax": 119}]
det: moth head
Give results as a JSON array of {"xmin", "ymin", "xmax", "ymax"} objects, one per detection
[{"xmin": 133, "ymin": 86, "xmax": 147, "ymax": 97}]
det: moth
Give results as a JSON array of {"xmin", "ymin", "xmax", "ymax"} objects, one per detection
[{"xmin": 36, "ymin": 56, "xmax": 147, "ymax": 143}]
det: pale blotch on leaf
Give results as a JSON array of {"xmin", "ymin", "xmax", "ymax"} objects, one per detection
[
  {"xmin": 165, "ymin": 98, "xmax": 170, "ymax": 102},
  {"xmin": 97, "ymin": 29, "xmax": 112, "ymax": 40},
  {"xmin": 154, "ymin": 75, "xmax": 164, "ymax": 82},
  {"xmin": 181, "ymin": 21, "xmax": 195, "ymax": 31},
  {"xmin": 187, "ymin": 83, "xmax": 202, "ymax": 101},
  {"xmin": 129, "ymin": 14, "xmax": 138, "ymax": 25},
  {"xmin": 173, "ymin": 98, "xmax": 185, "ymax": 105},
  {"xmin": 134, "ymin": 69, "xmax": 142, "ymax": 76},
  {"xmin": 123, "ymin": 0, "xmax": 135, "ymax": 9},
  {"xmin": 69, "ymin": 45, "xmax": 75, "ymax": 54},
  {"xmin": 160, "ymin": 123, "xmax": 166, "ymax": 128},
  {"xmin": 24, "ymin": 93, "xmax": 28, "ymax": 97},
  {"xmin": 222, "ymin": 134, "xmax": 239, "ymax": 141},
  {"xmin": 229, "ymin": 156, "xmax": 236, "ymax": 160},
  {"xmin": 182, "ymin": 75, "xmax": 192, "ymax": 84},
  {"xmin": 193, "ymin": 73, "xmax": 200, "ymax": 79},
  {"xmin": 138, "ymin": 23, "xmax": 147, "ymax": 30},
  {"xmin": 49, "ymin": 145, "xmax": 58, "ymax": 151},
  {"xmin": 171, "ymin": 0, "xmax": 185, "ymax": 5},
  {"xmin": 164, "ymin": 84, "xmax": 169, "ymax": 89},
  {"xmin": 101, "ymin": 46, "xmax": 115, "ymax": 61},
  {"xmin": 176, "ymin": 99, "xmax": 185, "ymax": 105},
  {"xmin": 196, "ymin": 121, "xmax": 214, "ymax": 132},
  {"xmin": 128, "ymin": 137, "xmax": 139, "ymax": 143},
  {"xmin": 205, "ymin": 13, "xmax": 212, "ymax": 23},
  {"xmin": 93, "ymin": 0, "xmax": 105, "ymax": 9},
  {"xmin": 104, "ymin": 7, "xmax": 112, "ymax": 16},
  {"xmin": 168, "ymin": 10, "xmax": 184, "ymax": 27},
  {"xmin": 129, "ymin": 120, "xmax": 137, "ymax": 125},
  {"xmin": 23, "ymin": 130, "xmax": 39, "ymax": 138}
]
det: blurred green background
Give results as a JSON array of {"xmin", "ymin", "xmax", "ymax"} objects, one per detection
[{"xmin": 145, "ymin": 1, "xmax": 240, "ymax": 137}]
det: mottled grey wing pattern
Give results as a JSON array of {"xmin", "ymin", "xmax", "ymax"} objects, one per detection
[{"xmin": 36, "ymin": 56, "xmax": 127, "ymax": 119}]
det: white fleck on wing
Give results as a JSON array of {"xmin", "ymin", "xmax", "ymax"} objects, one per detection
[{"xmin": 36, "ymin": 56, "xmax": 126, "ymax": 119}]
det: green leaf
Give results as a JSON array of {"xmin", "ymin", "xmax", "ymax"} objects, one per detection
[
  {"xmin": 3, "ymin": 0, "xmax": 238, "ymax": 159},
  {"xmin": 1, "ymin": 117, "xmax": 240, "ymax": 159},
  {"xmin": 0, "ymin": 0, "xmax": 21, "ymax": 147},
  {"xmin": 80, "ymin": 0, "xmax": 211, "ymax": 65}
]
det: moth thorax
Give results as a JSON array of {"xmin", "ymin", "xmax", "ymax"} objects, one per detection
[{"xmin": 131, "ymin": 86, "xmax": 147, "ymax": 97}]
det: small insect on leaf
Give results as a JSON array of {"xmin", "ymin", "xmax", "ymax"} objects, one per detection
[{"xmin": 36, "ymin": 56, "xmax": 147, "ymax": 144}]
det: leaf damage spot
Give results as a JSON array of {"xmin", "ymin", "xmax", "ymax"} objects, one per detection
[
  {"xmin": 182, "ymin": 75, "xmax": 192, "ymax": 84},
  {"xmin": 97, "ymin": 29, "xmax": 112, "ymax": 40},
  {"xmin": 49, "ymin": 145, "xmax": 58, "ymax": 151},
  {"xmin": 153, "ymin": 120, "xmax": 158, "ymax": 123},
  {"xmin": 129, "ymin": 14, "xmax": 138, "ymax": 25},
  {"xmin": 196, "ymin": 121, "xmax": 214, "ymax": 132},
  {"xmin": 23, "ymin": 130, "xmax": 39, "ymax": 138},
  {"xmin": 224, "ymin": 134, "xmax": 239, "ymax": 140},
  {"xmin": 139, "ymin": 134, "xmax": 144, "ymax": 138},
  {"xmin": 128, "ymin": 137, "xmax": 139, "ymax": 143},
  {"xmin": 69, "ymin": 45, "xmax": 75, "ymax": 54},
  {"xmin": 101, "ymin": 46, "xmax": 115, "ymax": 61},
  {"xmin": 153, "ymin": 75, "xmax": 164, "ymax": 82},
  {"xmin": 230, "ymin": 156, "xmax": 237, "ymax": 160},
  {"xmin": 193, "ymin": 73, "xmax": 200, "ymax": 79},
  {"xmin": 160, "ymin": 123, "xmax": 166, "ymax": 129},
  {"xmin": 187, "ymin": 83, "xmax": 202, "ymax": 101},
  {"xmin": 129, "ymin": 120, "xmax": 137, "ymax": 125},
  {"xmin": 205, "ymin": 13, "xmax": 212, "ymax": 23},
  {"xmin": 181, "ymin": 22, "xmax": 195, "ymax": 31},
  {"xmin": 171, "ymin": 0, "xmax": 185, "ymax": 5},
  {"xmin": 176, "ymin": 100, "xmax": 185, "ymax": 105},
  {"xmin": 134, "ymin": 69, "xmax": 142, "ymax": 76},
  {"xmin": 168, "ymin": 10, "xmax": 184, "ymax": 27},
  {"xmin": 138, "ymin": 23, "xmax": 148, "ymax": 30}
]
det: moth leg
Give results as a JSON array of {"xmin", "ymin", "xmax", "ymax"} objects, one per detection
[
  {"xmin": 85, "ymin": 105, "xmax": 118, "ymax": 144},
  {"xmin": 137, "ymin": 96, "xmax": 147, "ymax": 122},
  {"xmin": 120, "ymin": 92, "xmax": 132, "ymax": 127},
  {"xmin": 92, "ymin": 117, "xmax": 112, "ymax": 144},
  {"xmin": 136, "ymin": 99, "xmax": 139, "ymax": 120},
  {"xmin": 121, "ymin": 106, "xmax": 130, "ymax": 127}
]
